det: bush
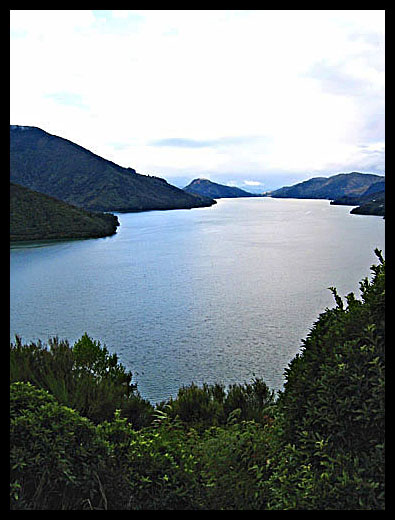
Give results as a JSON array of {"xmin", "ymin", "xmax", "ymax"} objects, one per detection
[
  {"xmin": 10, "ymin": 382, "xmax": 109, "ymax": 510},
  {"xmin": 96, "ymin": 411, "xmax": 205, "ymax": 509},
  {"xmin": 162, "ymin": 378, "xmax": 275, "ymax": 430},
  {"xmin": 264, "ymin": 250, "xmax": 385, "ymax": 509},
  {"xmin": 10, "ymin": 334, "xmax": 154, "ymax": 427},
  {"xmin": 194, "ymin": 419, "xmax": 271, "ymax": 509},
  {"xmin": 10, "ymin": 251, "xmax": 385, "ymax": 510}
]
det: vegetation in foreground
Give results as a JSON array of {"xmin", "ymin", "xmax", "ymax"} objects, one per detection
[{"xmin": 10, "ymin": 251, "xmax": 385, "ymax": 509}]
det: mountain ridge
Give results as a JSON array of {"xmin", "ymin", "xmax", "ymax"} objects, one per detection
[
  {"xmin": 330, "ymin": 180, "xmax": 385, "ymax": 216},
  {"xmin": 183, "ymin": 178, "xmax": 261, "ymax": 199},
  {"xmin": 10, "ymin": 126, "xmax": 216, "ymax": 212},
  {"xmin": 267, "ymin": 172, "xmax": 384, "ymax": 200}
]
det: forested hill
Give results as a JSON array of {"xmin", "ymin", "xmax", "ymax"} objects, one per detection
[
  {"xmin": 10, "ymin": 182, "xmax": 119, "ymax": 242},
  {"xmin": 10, "ymin": 125, "xmax": 216, "ymax": 212},
  {"xmin": 330, "ymin": 180, "xmax": 385, "ymax": 217},
  {"xmin": 184, "ymin": 178, "xmax": 260, "ymax": 199},
  {"xmin": 268, "ymin": 172, "xmax": 384, "ymax": 200}
]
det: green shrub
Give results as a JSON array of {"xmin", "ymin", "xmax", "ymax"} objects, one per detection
[
  {"xmin": 224, "ymin": 377, "xmax": 275, "ymax": 423},
  {"xmin": 264, "ymin": 250, "xmax": 385, "ymax": 509},
  {"xmin": 163, "ymin": 382, "xmax": 226, "ymax": 428},
  {"xmin": 194, "ymin": 419, "xmax": 271, "ymax": 509},
  {"xmin": 163, "ymin": 378, "xmax": 275, "ymax": 430},
  {"xmin": 10, "ymin": 252, "xmax": 385, "ymax": 510},
  {"xmin": 10, "ymin": 384, "xmax": 203, "ymax": 510},
  {"xmin": 10, "ymin": 334, "xmax": 154, "ymax": 427},
  {"xmin": 10, "ymin": 382, "xmax": 109, "ymax": 510},
  {"xmin": 96, "ymin": 411, "xmax": 205, "ymax": 510}
]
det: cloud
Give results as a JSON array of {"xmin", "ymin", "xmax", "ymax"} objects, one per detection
[
  {"xmin": 150, "ymin": 138, "xmax": 217, "ymax": 148},
  {"xmin": 307, "ymin": 52, "xmax": 384, "ymax": 100},
  {"xmin": 355, "ymin": 142, "xmax": 385, "ymax": 172},
  {"xmin": 244, "ymin": 180, "xmax": 263, "ymax": 186},
  {"xmin": 45, "ymin": 92, "xmax": 88, "ymax": 109},
  {"xmin": 150, "ymin": 136, "xmax": 264, "ymax": 148},
  {"xmin": 10, "ymin": 10, "xmax": 385, "ymax": 186}
]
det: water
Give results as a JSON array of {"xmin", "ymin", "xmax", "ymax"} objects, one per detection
[{"xmin": 10, "ymin": 198, "xmax": 385, "ymax": 403}]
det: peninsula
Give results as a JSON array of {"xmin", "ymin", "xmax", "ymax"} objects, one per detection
[{"xmin": 10, "ymin": 182, "xmax": 119, "ymax": 242}]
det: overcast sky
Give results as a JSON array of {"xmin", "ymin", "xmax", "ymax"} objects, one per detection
[{"xmin": 10, "ymin": 10, "xmax": 385, "ymax": 190}]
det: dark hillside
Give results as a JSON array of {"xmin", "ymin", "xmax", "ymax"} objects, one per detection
[
  {"xmin": 184, "ymin": 178, "xmax": 260, "ymax": 199},
  {"xmin": 10, "ymin": 182, "xmax": 119, "ymax": 241},
  {"xmin": 330, "ymin": 179, "xmax": 385, "ymax": 216},
  {"xmin": 269, "ymin": 172, "xmax": 384, "ymax": 200},
  {"xmin": 10, "ymin": 126, "xmax": 216, "ymax": 212},
  {"xmin": 350, "ymin": 192, "xmax": 385, "ymax": 216}
]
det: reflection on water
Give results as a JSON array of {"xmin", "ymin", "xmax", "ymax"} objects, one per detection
[{"xmin": 10, "ymin": 198, "xmax": 385, "ymax": 403}]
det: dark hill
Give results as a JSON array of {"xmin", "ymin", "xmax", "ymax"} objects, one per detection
[
  {"xmin": 330, "ymin": 179, "xmax": 385, "ymax": 216},
  {"xmin": 350, "ymin": 191, "xmax": 385, "ymax": 216},
  {"xmin": 268, "ymin": 172, "xmax": 384, "ymax": 200},
  {"xmin": 10, "ymin": 182, "xmax": 119, "ymax": 242},
  {"xmin": 183, "ymin": 178, "xmax": 260, "ymax": 199},
  {"xmin": 10, "ymin": 126, "xmax": 216, "ymax": 212}
]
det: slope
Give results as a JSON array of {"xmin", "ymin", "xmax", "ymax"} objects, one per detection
[
  {"xmin": 10, "ymin": 182, "xmax": 119, "ymax": 242},
  {"xmin": 10, "ymin": 126, "xmax": 216, "ymax": 212},
  {"xmin": 269, "ymin": 172, "xmax": 384, "ymax": 200},
  {"xmin": 184, "ymin": 178, "xmax": 260, "ymax": 199}
]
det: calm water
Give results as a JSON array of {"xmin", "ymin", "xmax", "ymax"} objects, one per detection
[{"xmin": 10, "ymin": 198, "xmax": 385, "ymax": 403}]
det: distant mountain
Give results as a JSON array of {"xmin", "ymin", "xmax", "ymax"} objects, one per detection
[
  {"xmin": 350, "ymin": 192, "xmax": 385, "ymax": 216},
  {"xmin": 330, "ymin": 180, "xmax": 385, "ymax": 206},
  {"xmin": 183, "ymin": 178, "xmax": 260, "ymax": 199},
  {"xmin": 268, "ymin": 172, "xmax": 384, "ymax": 200},
  {"xmin": 330, "ymin": 180, "xmax": 385, "ymax": 217},
  {"xmin": 10, "ymin": 126, "xmax": 216, "ymax": 212},
  {"xmin": 359, "ymin": 180, "xmax": 385, "ymax": 198},
  {"xmin": 10, "ymin": 182, "xmax": 119, "ymax": 242}
]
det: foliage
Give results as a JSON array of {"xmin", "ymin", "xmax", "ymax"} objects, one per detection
[
  {"xmin": 10, "ymin": 252, "xmax": 385, "ymax": 509},
  {"xmin": 10, "ymin": 333, "xmax": 154, "ymax": 427},
  {"xmin": 96, "ymin": 412, "xmax": 205, "ymax": 510},
  {"xmin": 263, "ymin": 249, "xmax": 385, "ymax": 509},
  {"xmin": 161, "ymin": 378, "xmax": 275, "ymax": 430},
  {"xmin": 194, "ymin": 418, "xmax": 271, "ymax": 509},
  {"xmin": 10, "ymin": 382, "xmax": 109, "ymax": 510}
]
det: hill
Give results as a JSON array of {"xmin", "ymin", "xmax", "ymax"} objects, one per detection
[
  {"xmin": 183, "ymin": 178, "xmax": 260, "ymax": 199},
  {"xmin": 10, "ymin": 126, "xmax": 216, "ymax": 212},
  {"xmin": 10, "ymin": 182, "xmax": 119, "ymax": 242},
  {"xmin": 330, "ymin": 180, "xmax": 385, "ymax": 216},
  {"xmin": 268, "ymin": 172, "xmax": 384, "ymax": 200},
  {"xmin": 350, "ymin": 192, "xmax": 385, "ymax": 216}
]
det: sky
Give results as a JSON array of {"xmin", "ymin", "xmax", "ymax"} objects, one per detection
[{"xmin": 10, "ymin": 10, "xmax": 385, "ymax": 191}]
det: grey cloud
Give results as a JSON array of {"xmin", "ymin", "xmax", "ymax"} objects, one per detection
[
  {"xmin": 150, "ymin": 135, "xmax": 265, "ymax": 148},
  {"xmin": 359, "ymin": 113, "xmax": 385, "ymax": 142},
  {"xmin": 307, "ymin": 61, "xmax": 370, "ymax": 96},
  {"xmin": 354, "ymin": 144, "xmax": 385, "ymax": 174},
  {"xmin": 45, "ymin": 92, "xmax": 88, "ymax": 109},
  {"xmin": 306, "ymin": 27, "xmax": 384, "ymax": 98},
  {"xmin": 150, "ymin": 138, "xmax": 215, "ymax": 148}
]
